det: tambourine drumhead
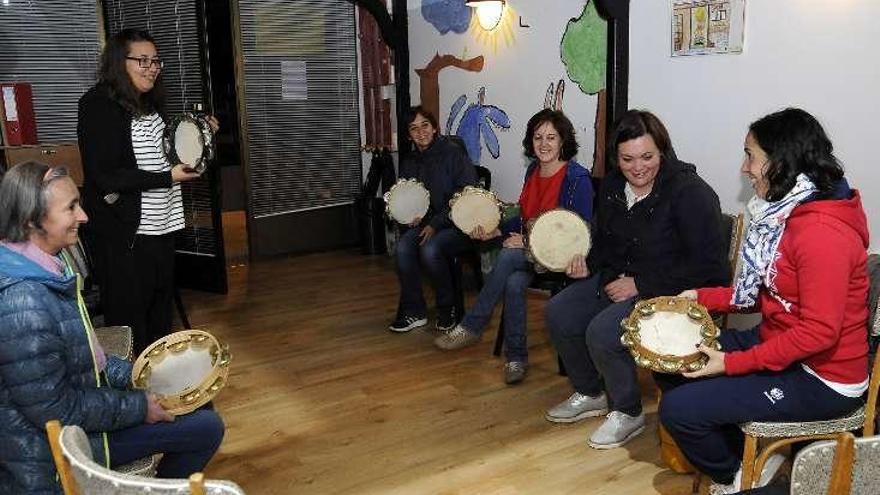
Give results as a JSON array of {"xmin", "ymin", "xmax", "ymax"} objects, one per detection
[
  {"xmin": 384, "ymin": 179, "xmax": 430, "ymax": 225},
  {"xmin": 164, "ymin": 113, "xmax": 214, "ymax": 174},
  {"xmin": 527, "ymin": 209, "xmax": 591, "ymax": 272},
  {"xmin": 131, "ymin": 330, "xmax": 231, "ymax": 416},
  {"xmin": 620, "ymin": 296, "xmax": 720, "ymax": 374},
  {"xmin": 449, "ymin": 186, "xmax": 501, "ymax": 234}
]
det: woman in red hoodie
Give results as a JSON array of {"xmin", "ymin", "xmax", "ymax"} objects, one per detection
[{"xmin": 658, "ymin": 108, "xmax": 870, "ymax": 494}]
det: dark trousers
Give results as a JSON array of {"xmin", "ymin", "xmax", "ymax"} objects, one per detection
[
  {"xmin": 658, "ymin": 327, "xmax": 863, "ymax": 484},
  {"xmin": 395, "ymin": 227, "xmax": 472, "ymax": 315},
  {"xmin": 108, "ymin": 408, "xmax": 224, "ymax": 478},
  {"xmin": 545, "ymin": 275, "xmax": 641, "ymax": 416},
  {"xmin": 98, "ymin": 233, "xmax": 176, "ymax": 354}
]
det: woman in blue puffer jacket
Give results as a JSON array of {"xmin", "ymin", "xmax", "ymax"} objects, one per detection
[{"xmin": 0, "ymin": 162, "xmax": 224, "ymax": 494}]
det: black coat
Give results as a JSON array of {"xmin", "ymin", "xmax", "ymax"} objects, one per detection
[
  {"xmin": 588, "ymin": 156, "xmax": 730, "ymax": 298},
  {"xmin": 398, "ymin": 135, "xmax": 477, "ymax": 231},
  {"xmin": 77, "ymin": 83, "xmax": 172, "ymax": 247}
]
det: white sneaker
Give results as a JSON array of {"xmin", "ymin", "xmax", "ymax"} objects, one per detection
[
  {"xmin": 545, "ymin": 392, "xmax": 609, "ymax": 423},
  {"xmin": 587, "ymin": 411, "xmax": 645, "ymax": 449},
  {"xmin": 708, "ymin": 454, "xmax": 783, "ymax": 494}
]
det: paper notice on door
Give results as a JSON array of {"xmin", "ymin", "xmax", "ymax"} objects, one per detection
[{"xmin": 2, "ymin": 87, "xmax": 18, "ymax": 121}]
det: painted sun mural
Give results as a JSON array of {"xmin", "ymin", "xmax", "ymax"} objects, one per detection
[{"xmin": 469, "ymin": 3, "xmax": 517, "ymax": 52}]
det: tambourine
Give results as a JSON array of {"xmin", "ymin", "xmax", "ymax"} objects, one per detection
[
  {"xmin": 449, "ymin": 186, "xmax": 502, "ymax": 234},
  {"xmin": 163, "ymin": 112, "xmax": 215, "ymax": 174},
  {"xmin": 383, "ymin": 178, "xmax": 430, "ymax": 225},
  {"xmin": 526, "ymin": 208, "xmax": 591, "ymax": 272},
  {"xmin": 131, "ymin": 330, "xmax": 231, "ymax": 415},
  {"xmin": 619, "ymin": 296, "xmax": 720, "ymax": 374}
]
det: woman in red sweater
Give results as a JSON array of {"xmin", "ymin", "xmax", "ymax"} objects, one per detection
[{"xmin": 658, "ymin": 108, "xmax": 870, "ymax": 494}]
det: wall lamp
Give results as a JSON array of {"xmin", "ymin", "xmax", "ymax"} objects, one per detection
[{"xmin": 466, "ymin": 0, "xmax": 506, "ymax": 31}]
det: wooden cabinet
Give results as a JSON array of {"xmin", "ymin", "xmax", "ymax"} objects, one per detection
[{"xmin": 1, "ymin": 143, "xmax": 84, "ymax": 186}]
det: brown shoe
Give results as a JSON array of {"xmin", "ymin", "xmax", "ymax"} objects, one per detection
[
  {"xmin": 503, "ymin": 361, "xmax": 529, "ymax": 384},
  {"xmin": 434, "ymin": 325, "xmax": 480, "ymax": 350}
]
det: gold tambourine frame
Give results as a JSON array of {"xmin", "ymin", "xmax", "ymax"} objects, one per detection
[
  {"xmin": 448, "ymin": 185, "xmax": 502, "ymax": 234},
  {"xmin": 131, "ymin": 329, "xmax": 231, "ymax": 415},
  {"xmin": 525, "ymin": 208, "xmax": 592, "ymax": 272},
  {"xmin": 619, "ymin": 296, "xmax": 720, "ymax": 374},
  {"xmin": 383, "ymin": 178, "xmax": 430, "ymax": 224}
]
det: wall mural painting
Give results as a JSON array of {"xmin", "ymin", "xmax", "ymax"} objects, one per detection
[
  {"xmin": 421, "ymin": 0, "xmax": 471, "ymax": 34},
  {"xmin": 446, "ymin": 87, "xmax": 511, "ymax": 165},
  {"xmin": 544, "ymin": 79, "xmax": 565, "ymax": 111},
  {"xmin": 414, "ymin": 53, "xmax": 485, "ymax": 128},
  {"xmin": 470, "ymin": 3, "xmax": 517, "ymax": 52},
  {"xmin": 560, "ymin": 0, "xmax": 608, "ymax": 175}
]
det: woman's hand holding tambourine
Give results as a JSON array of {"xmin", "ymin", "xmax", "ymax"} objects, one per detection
[
  {"xmin": 682, "ymin": 343, "xmax": 726, "ymax": 378},
  {"xmin": 678, "ymin": 289, "xmax": 698, "ymax": 300},
  {"xmin": 503, "ymin": 232, "xmax": 525, "ymax": 249},
  {"xmin": 206, "ymin": 115, "xmax": 220, "ymax": 133},
  {"xmin": 566, "ymin": 255, "xmax": 589, "ymax": 279},
  {"xmin": 145, "ymin": 393, "xmax": 175, "ymax": 424},
  {"xmin": 171, "ymin": 164, "xmax": 202, "ymax": 182},
  {"xmin": 470, "ymin": 225, "xmax": 500, "ymax": 241}
]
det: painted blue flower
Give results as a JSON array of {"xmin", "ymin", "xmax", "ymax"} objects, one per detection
[
  {"xmin": 421, "ymin": 0, "xmax": 471, "ymax": 35},
  {"xmin": 446, "ymin": 87, "xmax": 511, "ymax": 164}
]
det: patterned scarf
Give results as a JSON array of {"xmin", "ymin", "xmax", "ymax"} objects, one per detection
[{"xmin": 731, "ymin": 173, "xmax": 817, "ymax": 308}]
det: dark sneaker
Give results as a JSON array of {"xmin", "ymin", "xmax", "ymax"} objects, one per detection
[
  {"xmin": 389, "ymin": 314, "xmax": 427, "ymax": 333},
  {"xmin": 503, "ymin": 361, "xmax": 529, "ymax": 384},
  {"xmin": 436, "ymin": 306, "xmax": 457, "ymax": 331}
]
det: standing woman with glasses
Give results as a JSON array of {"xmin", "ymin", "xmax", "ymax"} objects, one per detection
[{"xmin": 78, "ymin": 29, "xmax": 217, "ymax": 353}]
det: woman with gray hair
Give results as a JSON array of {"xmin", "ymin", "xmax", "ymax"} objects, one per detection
[{"xmin": 0, "ymin": 161, "xmax": 224, "ymax": 494}]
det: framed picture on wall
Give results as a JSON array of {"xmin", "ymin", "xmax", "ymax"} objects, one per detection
[{"xmin": 671, "ymin": 0, "xmax": 745, "ymax": 56}]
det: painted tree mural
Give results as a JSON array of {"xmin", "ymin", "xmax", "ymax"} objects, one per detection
[{"xmin": 560, "ymin": 1, "xmax": 608, "ymax": 175}]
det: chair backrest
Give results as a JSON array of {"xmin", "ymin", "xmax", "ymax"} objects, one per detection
[
  {"xmin": 54, "ymin": 423, "xmax": 245, "ymax": 495},
  {"xmin": 790, "ymin": 432, "xmax": 880, "ymax": 495},
  {"xmin": 93, "ymin": 325, "xmax": 134, "ymax": 360},
  {"xmin": 720, "ymin": 212, "xmax": 745, "ymax": 282},
  {"xmin": 475, "ymin": 165, "xmax": 492, "ymax": 190}
]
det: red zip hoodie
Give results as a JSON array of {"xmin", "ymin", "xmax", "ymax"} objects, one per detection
[{"xmin": 698, "ymin": 191, "xmax": 870, "ymax": 384}]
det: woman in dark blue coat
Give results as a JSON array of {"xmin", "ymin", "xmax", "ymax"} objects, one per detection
[{"xmin": 0, "ymin": 162, "xmax": 223, "ymax": 494}]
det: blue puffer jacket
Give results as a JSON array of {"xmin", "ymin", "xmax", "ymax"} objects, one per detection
[{"xmin": 0, "ymin": 246, "xmax": 147, "ymax": 494}]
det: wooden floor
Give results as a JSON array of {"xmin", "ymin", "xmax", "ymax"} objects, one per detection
[{"xmin": 180, "ymin": 248, "xmax": 698, "ymax": 494}]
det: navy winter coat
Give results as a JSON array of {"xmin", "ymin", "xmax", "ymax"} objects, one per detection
[
  {"xmin": 0, "ymin": 246, "xmax": 146, "ymax": 494},
  {"xmin": 587, "ymin": 156, "xmax": 731, "ymax": 298}
]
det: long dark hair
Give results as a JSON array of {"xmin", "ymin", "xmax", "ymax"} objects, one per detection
[
  {"xmin": 99, "ymin": 29, "xmax": 166, "ymax": 116},
  {"xmin": 607, "ymin": 110, "xmax": 675, "ymax": 170},
  {"xmin": 749, "ymin": 108, "xmax": 844, "ymax": 201},
  {"xmin": 522, "ymin": 109, "xmax": 579, "ymax": 161}
]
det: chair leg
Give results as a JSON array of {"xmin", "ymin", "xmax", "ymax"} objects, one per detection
[
  {"xmin": 493, "ymin": 308, "xmax": 505, "ymax": 357},
  {"xmin": 691, "ymin": 473, "xmax": 702, "ymax": 494},
  {"xmin": 741, "ymin": 433, "xmax": 759, "ymax": 490}
]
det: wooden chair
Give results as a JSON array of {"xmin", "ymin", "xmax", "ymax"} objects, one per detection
[
  {"xmin": 788, "ymin": 431, "xmax": 880, "ymax": 495},
  {"xmin": 738, "ymin": 253, "xmax": 880, "ymax": 489},
  {"xmin": 46, "ymin": 420, "xmax": 244, "ymax": 495}
]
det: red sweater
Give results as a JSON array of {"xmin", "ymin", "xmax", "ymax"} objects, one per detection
[{"xmin": 698, "ymin": 191, "xmax": 870, "ymax": 384}]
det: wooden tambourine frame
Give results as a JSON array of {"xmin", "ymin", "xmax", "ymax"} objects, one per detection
[
  {"xmin": 448, "ymin": 185, "xmax": 502, "ymax": 234},
  {"xmin": 619, "ymin": 296, "xmax": 720, "ymax": 374},
  {"xmin": 383, "ymin": 178, "xmax": 430, "ymax": 224},
  {"xmin": 525, "ymin": 208, "xmax": 592, "ymax": 272},
  {"xmin": 131, "ymin": 330, "xmax": 231, "ymax": 415}
]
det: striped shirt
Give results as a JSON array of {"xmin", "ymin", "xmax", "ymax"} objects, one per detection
[{"xmin": 132, "ymin": 113, "xmax": 184, "ymax": 235}]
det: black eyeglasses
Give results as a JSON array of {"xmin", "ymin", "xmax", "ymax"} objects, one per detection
[{"xmin": 126, "ymin": 56, "xmax": 164, "ymax": 69}]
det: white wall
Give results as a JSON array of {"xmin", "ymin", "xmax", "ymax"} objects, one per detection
[
  {"xmin": 630, "ymin": 0, "xmax": 880, "ymax": 250},
  {"xmin": 407, "ymin": 0, "xmax": 600, "ymax": 202}
]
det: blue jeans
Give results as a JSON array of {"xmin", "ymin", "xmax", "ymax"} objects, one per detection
[
  {"xmin": 545, "ymin": 275, "xmax": 640, "ymax": 416},
  {"xmin": 396, "ymin": 227, "xmax": 473, "ymax": 315},
  {"xmin": 658, "ymin": 327, "xmax": 863, "ymax": 484},
  {"xmin": 459, "ymin": 248, "xmax": 534, "ymax": 363},
  {"xmin": 108, "ymin": 408, "xmax": 225, "ymax": 478}
]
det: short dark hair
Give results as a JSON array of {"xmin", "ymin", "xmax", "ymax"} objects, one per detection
[
  {"xmin": 404, "ymin": 105, "xmax": 439, "ymax": 129},
  {"xmin": 608, "ymin": 110, "xmax": 674, "ymax": 170},
  {"xmin": 748, "ymin": 108, "xmax": 844, "ymax": 202},
  {"xmin": 522, "ymin": 109, "xmax": 579, "ymax": 161},
  {"xmin": 99, "ymin": 28, "xmax": 166, "ymax": 116},
  {"xmin": 0, "ymin": 161, "xmax": 69, "ymax": 242}
]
